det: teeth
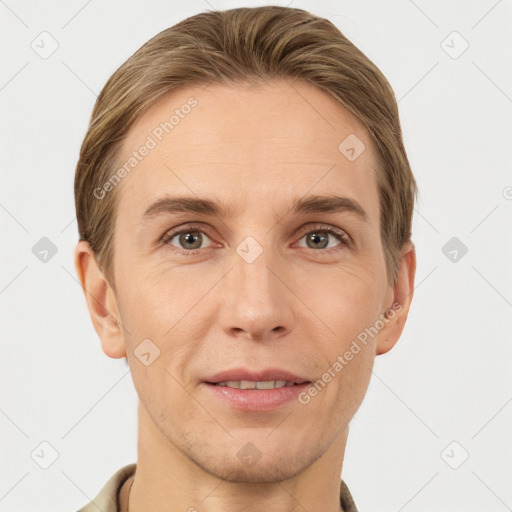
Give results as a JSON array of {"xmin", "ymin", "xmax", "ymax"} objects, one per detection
[
  {"xmin": 257, "ymin": 380, "xmax": 278, "ymax": 389},
  {"xmin": 215, "ymin": 380, "xmax": 294, "ymax": 389}
]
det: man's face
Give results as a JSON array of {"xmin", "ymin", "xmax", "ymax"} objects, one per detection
[{"xmin": 109, "ymin": 79, "xmax": 396, "ymax": 482}]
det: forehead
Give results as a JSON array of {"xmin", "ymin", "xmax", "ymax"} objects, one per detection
[{"xmin": 114, "ymin": 79, "xmax": 380, "ymax": 225}]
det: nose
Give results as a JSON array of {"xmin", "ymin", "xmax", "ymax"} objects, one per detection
[{"xmin": 218, "ymin": 238, "xmax": 295, "ymax": 342}]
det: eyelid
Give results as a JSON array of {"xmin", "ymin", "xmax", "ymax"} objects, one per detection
[
  {"xmin": 160, "ymin": 222, "xmax": 217, "ymax": 250},
  {"xmin": 294, "ymin": 222, "xmax": 352, "ymax": 248}
]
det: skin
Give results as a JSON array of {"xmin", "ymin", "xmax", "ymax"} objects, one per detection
[{"xmin": 75, "ymin": 78, "xmax": 416, "ymax": 512}]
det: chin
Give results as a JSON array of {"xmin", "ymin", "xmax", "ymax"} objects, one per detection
[
  {"xmin": 205, "ymin": 459, "xmax": 306, "ymax": 484},
  {"xmin": 188, "ymin": 443, "xmax": 321, "ymax": 484}
]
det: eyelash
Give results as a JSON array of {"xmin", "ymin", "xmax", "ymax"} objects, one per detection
[{"xmin": 160, "ymin": 222, "xmax": 352, "ymax": 257}]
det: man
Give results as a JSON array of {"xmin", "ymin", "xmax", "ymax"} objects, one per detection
[{"xmin": 74, "ymin": 5, "xmax": 416, "ymax": 511}]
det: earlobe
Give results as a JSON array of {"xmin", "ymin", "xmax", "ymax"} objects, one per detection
[
  {"xmin": 74, "ymin": 240, "xmax": 127, "ymax": 359},
  {"xmin": 376, "ymin": 241, "xmax": 417, "ymax": 356}
]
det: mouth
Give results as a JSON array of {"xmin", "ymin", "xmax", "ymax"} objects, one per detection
[
  {"xmin": 203, "ymin": 367, "xmax": 309, "ymax": 386},
  {"xmin": 202, "ymin": 369, "xmax": 311, "ymax": 411},
  {"xmin": 209, "ymin": 380, "xmax": 305, "ymax": 389}
]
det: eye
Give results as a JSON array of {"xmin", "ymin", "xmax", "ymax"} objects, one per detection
[
  {"xmin": 160, "ymin": 222, "xmax": 352, "ymax": 257},
  {"xmin": 296, "ymin": 223, "xmax": 351, "ymax": 251},
  {"xmin": 161, "ymin": 223, "xmax": 215, "ymax": 255}
]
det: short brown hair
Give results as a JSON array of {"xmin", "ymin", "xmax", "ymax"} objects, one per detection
[{"xmin": 74, "ymin": 5, "xmax": 417, "ymax": 287}]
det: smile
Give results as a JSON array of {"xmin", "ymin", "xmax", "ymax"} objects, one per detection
[{"xmin": 214, "ymin": 380, "xmax": 297, "ymax": 389}]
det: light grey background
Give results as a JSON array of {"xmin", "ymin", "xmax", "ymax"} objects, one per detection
[{"xmin": 1, "ymin": 0, "xmax": 511, "ymax": 510}]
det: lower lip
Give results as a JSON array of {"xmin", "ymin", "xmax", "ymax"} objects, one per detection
[{"xmin": 203, "ymin": 382, "xmax": 310, "ymax": 411}]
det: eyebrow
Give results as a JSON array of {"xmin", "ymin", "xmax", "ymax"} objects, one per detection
[{"xmin": 143, "ymin": 194, "xmax": 369, "ymax": 223}]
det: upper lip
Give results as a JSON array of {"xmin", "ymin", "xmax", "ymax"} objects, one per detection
[{"xmin": 204, "ymin": 368, "xmax": 310, "ymax": 384}]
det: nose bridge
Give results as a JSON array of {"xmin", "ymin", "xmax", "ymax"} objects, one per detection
[
  {"xmin": 219, "ymin": 232, "xmax": 292, "ymax": 340},
  {"xmin": 235, "ymin": 234, "xmax": 275, "ymax": 296}
]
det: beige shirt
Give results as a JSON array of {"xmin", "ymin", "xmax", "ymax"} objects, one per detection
[{"xmin": 76, "ymin": 463, "xmax": 358, "ymax": 512}]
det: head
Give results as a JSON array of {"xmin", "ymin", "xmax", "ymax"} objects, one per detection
[{"xmin": 74, "ymin": 6, "xmax": 416, "ymax": 483}]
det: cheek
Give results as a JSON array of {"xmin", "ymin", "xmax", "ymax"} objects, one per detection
[
  {"xmin": 303, "ymin": 267, "xmax": 383, "ymax": 408},
  {"xmin": 332, "ymin": 345, "xmax": 375, "ymax": 425},
  {"xmin": 321, "ymin": 264, "xmax": 386, "ymax": 391},
  {"xmin": 306, "ymin": 267, "xmax": 384, "ymax": 347},
  {"xmin": 116, "ymin": 254, "xmax": 189, "ymax": 334},
  {"xmin": 117, "ymin": 270, "xmax": 204, "ymax": 416},
  {"xmin": 115, "ymin": 263, "xmax": 211, "ymax": 374}
]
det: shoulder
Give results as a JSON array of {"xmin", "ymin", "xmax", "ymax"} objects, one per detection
[
  {"xmin": 75, "ymin": 463, "xmax": 136, "ymax": 512},
  {"xmin": 340, "ymin": 479, "xmax": 359, "ymax": 512}
]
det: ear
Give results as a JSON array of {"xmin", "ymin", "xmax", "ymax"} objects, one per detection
[
  {"xmin": 74, "ymin": 240, "xmax": 126, "ymax": 359},
  {"xmin": 376, "ymin": 240, "xmax": 416, "ymax": 355}
]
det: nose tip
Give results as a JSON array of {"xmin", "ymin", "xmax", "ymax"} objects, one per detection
[
  {"xmin": 232, "ymin": 323, "xmax": 286, "ymax": 341},
  {"xmin": 219, "ymin": 248, "xmax": 294, "ymax": 343}
]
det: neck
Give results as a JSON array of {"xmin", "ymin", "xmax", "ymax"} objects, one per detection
[
  {"xmin": 126, "ymin": 401, "xmax": 348, "ymax": 512},
  {"xmin": 119, "ymin": 474, "xmax": 133, "ymax": 512}
]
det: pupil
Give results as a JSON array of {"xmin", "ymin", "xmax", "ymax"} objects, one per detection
[
  {"xmin": 309, "ymin": 232, "xmax": 327, "ymax": 249},
  {"xmin": 182, "ymin": 232, "xmax": 200, "ymax": 249}
]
